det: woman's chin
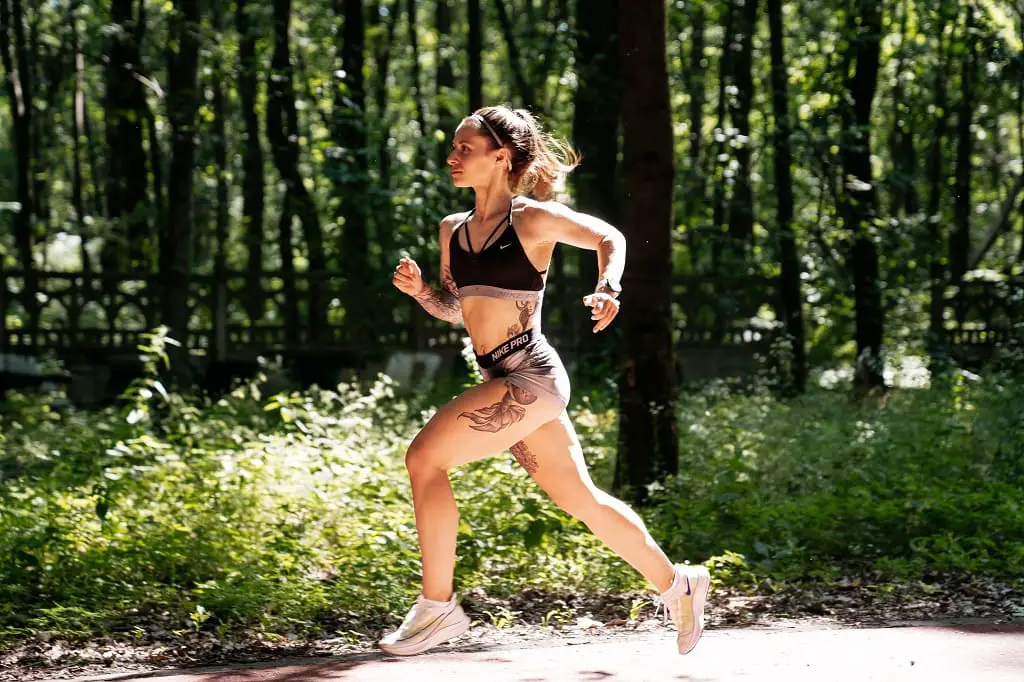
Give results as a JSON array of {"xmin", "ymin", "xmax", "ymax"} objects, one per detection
[{"xmin": 451, "ymin": 175, "xmax": 468, "ymax": 188}]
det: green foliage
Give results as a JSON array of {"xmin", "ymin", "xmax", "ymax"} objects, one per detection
[
  {"xmin": 1, "ymin": 360, "xmax": 1023, "ymax": 642},
  {"xmin": 648, "ymin": 374, "xmax": 1024, "ymax": 582}
]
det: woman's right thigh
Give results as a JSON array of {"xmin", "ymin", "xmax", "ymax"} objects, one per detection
[
  {"xmin": 406, "ymin": 377, "xmax": 563, "ymax": 473},
  {"xmin": 510, "ymin": 411, "xmax": 604, "ymax": 515}
]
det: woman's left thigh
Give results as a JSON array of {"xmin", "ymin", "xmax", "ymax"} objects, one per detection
[{"xmin": 408, "ymin": 377, "xmax": 563, "ymax": 471}]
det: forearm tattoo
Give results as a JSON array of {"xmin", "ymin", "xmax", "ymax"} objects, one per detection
[
  {"xmin": 459, "ymin": 381, "xmax": 538, "ymax": 433},
  {"xmin": 442, "ymin": 265, "xmax": 459, "ymax": 299},
  {"xmin": 510, "ymin": 441, "xmax": 539, "ymax": 474},
  {"xmin": 414, "ymin": 273, "xmax": 463, "ymax": 326}
]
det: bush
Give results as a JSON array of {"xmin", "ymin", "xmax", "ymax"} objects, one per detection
[{"xmin": 1, "ymin": 349, "xmax": 1022, "ymax": 642}]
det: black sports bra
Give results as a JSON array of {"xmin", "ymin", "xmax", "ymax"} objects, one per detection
[{"xmin": 448, "ymin": 202, "xmax": 546, "ymax": 301}]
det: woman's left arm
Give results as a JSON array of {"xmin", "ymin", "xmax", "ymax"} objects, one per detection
[
  {"xmin": 529, "ymin": 203, "xmax": 625, "ymax": 333},
  {"xmin": 531, "ymin": 202, "xmax": 625, "ymax": 295}
]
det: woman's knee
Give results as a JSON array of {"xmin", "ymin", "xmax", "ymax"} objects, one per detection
[{"xmin": 405, "ymin": 438, "xmax": 449, "ymax": 479}]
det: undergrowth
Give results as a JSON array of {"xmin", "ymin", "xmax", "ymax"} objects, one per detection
[{"xmin": 1, "ymin": 330, "xmax": 1021, "ymax": 642}]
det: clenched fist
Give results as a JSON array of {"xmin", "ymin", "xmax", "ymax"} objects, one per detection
[{"xmin": 392, "ymin": 257, "xmax": 426, "ymax": 297}]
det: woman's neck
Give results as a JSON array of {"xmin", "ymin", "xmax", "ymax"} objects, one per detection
[{"xmin": 472, "ymin": 183, "xmax": 515, "ymax": 223}]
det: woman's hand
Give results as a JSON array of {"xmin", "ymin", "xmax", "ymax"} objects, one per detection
[
  {"xmin": 582, "ymin": 292, "xmax": 620, "ymax": 333},
  {"xmin": 392, "ymin": 257, "xmax": 426, "ymax": 297}
]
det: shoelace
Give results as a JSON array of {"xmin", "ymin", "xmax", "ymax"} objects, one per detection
[{"xmin": 652, "ymin": 594, "xmax": 669, "ymax": 625}]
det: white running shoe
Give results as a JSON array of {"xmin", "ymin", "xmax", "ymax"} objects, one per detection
[
  {"xmin": 657, "ymin": 563, "xmax": 711, "ymax": 654},
  {"xmin": 378, "ymin": 594, "xmax": 471, "ymax": 656}
]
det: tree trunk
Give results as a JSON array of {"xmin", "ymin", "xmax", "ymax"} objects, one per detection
[
  {"xmin": 82, "ymin": 67, "xmax": 103, "ymax": 218},
  {"xmin": 0, "ymin": 0, "xmax": 37, "ymax": 332},
  {"xmin": 72, "ymin": 37, "xmax": 88, "ymax": 270},
  {"xmin": 162, "ymin": 0, "xmax": 201, "ymax": 386},
  {"xmin": 435, "ymin": 0, "xmax": 456, "ymax": 170},
  {"xmin": 682, "ymin": 3, "xmax": 706, "ymax": 227},
  {"xmin": 950, "ymin": 3, "xmax": 976, "ymax": 281},
  {"xmin": 616, "ymin": 0, "xmax": 678, "ymax": 503},
  {"xmin": 572, "ymin": 0, "xmax": 619, "ymax": 361},
  {"xmin": 926, "ymin": 0, "xmax": 957, "ymax": 354},
  {"xmin": 336, "ymin": 0, "xmax": 371, "ymax": 346},
  {"xmin": 887, "ymin": 0, "xmax": 919, "ymax": 218},
  {"xmin": 710, "ymin": 1, "xmax": 734, "ymax": 274},
  {"xmin": 840, "ymin": 0, "xmax": 885, "ymax": 390},
  {"xmin": 103, "ymin": 0, "xmax": 151, "ymax": 271},
  {"xmin": 267, "ymin": 0, "xmax": 319, "ymax": 342},
  {"xmin": 211, "ymin": 1, "xmax": 229, "ymax": 279},
  {"xmin": 725, "ymin": 0, "xmax": 758, "ymax": 266},
  {"xmin": 236, "ymin": 0, "xmax": 266, "ymax": 322},
  {"xmin": 494, "ymin": 0, "xmax": 535, "ymax": 107},
  {"xmin": 406, "ymin": 0, "xmax": 427, "ymax": 150},
  {"xmin": 370, "ymin": 0, "xmax": 401, "ymax": 193},
  {"xmin": 468, "ymin": 0, "xmax": 482, "ymax": 111},
  {"xmin": 767, "ymin": 0, "xmax": 805, "ymax": 393}
]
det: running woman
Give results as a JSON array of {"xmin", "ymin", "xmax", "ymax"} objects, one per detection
[{"xmin": 384, "ymin": 105, "xmax": 709, "ymax": 656}]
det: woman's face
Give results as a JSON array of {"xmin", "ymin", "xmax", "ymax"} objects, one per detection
[{"xmin": 447, "ymin": 120, "xmax": 507, "ymax": 188}]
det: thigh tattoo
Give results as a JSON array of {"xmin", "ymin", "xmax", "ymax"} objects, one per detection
[
  {"xmin": 459, "ymin": 381, "xmax": 538, "ymax": 433},
  {"xmin": 510, "ymin": 441, "xmax": 539, "ymax": 474}
]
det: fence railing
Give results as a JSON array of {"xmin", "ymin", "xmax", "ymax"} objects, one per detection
[{"xmin": 2, "ymin": 269, "xmax": 1021, "ymax": 362}]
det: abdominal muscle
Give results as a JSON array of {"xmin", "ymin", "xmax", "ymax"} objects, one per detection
[{"xmin": 460, "ymin": 296, "xmax": 544, "ymax": 356}]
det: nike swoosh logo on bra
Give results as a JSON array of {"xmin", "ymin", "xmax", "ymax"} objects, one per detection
[
  {"xmin": 500, "ymin": 243, "xmax": 512, "ymax": 249},
  {"xmin": 685, "ymin": 577, "xmax": 692, "ymax": 596}
]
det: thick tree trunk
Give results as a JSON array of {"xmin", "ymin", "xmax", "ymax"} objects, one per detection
[
  {"xmin": 572, "ymin": 0, "xmax": 620, "ymax": 361},
  {"xmin": 950, "ymin": 4, "xmax": 976, "ymax": 281},
  {"xmin": 103, "ymin": 0, "xmax": 151, "ymax": 271},
  {"xmin": 840, "ymin": 0, "xmax": 885, "ymax": 390},
  {"xmin": 725, "ymin": 0, "xmax": 758, "ymax": 265},
  {"xmin": 616, "ymin": 0, "xmax": 678, "ymax": 503},
  {"xmin": 767, "ymin": 0, "xmax": 806, "ymax": 393},
  {"xmin": 162, "ymin": 0, "xmax": 201, "ymax": 386},
  {"xmin": 468, "ymin": 0, "xmax": 482, "ymax": 111}
]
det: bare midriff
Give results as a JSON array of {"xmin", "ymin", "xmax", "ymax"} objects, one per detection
[{"xmin": 460, "ymin": 296, "xmax": 545, "ymax": 356}]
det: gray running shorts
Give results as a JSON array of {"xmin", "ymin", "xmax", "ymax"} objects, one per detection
[{"xmin": 476, "ymin": 328, "xmax": 571, "ymax": 410}]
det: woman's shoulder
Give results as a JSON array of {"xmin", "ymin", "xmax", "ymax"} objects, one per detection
[
  {"xmin": 512, "ymin": 196, "xmax": 577, "ymax": 236},
  {"xmin": 440, "ymin": 210, "xmax": 472, "ymax": 235},
  {"xmin": 515, "ymin": 197, "xmax": 574, "ymax": 230}
]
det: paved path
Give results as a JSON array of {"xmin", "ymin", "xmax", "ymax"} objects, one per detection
[{"xmin": 56, "ymin": 623, "xmax": 1023, "ymax": 682}]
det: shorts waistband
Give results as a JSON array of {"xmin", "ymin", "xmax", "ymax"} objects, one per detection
[{"xmin": 476, "ymin": 328, "xmax": 537, "ymax": 369}]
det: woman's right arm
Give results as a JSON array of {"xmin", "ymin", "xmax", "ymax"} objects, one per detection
[{"xmin": 396, "ymin": 217, "xmax": 464, "ymax": 326}]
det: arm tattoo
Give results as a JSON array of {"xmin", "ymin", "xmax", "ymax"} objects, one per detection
[
  {"xmin": 458, "ymin": 381, "xmax": 538, "ymax": 433},
  {"xmin": 414, "ymin": 278, "xmax": 463, "ymax": 325},
  {"xmin": 442, "ymin": 265, "xmax": 459, "ymax": 299},
  {"xmin": 510, "ymin": 441, "xmax": 539, "ymax": 474}
]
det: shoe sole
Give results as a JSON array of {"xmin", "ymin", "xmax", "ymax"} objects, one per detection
[
  {"xmin": 679, "ymin": 566, "xmax": 710, "ymax": 655},
  {"xmin": 379, "ymin": 609, "xmax": 471, "ymax": 656}
]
